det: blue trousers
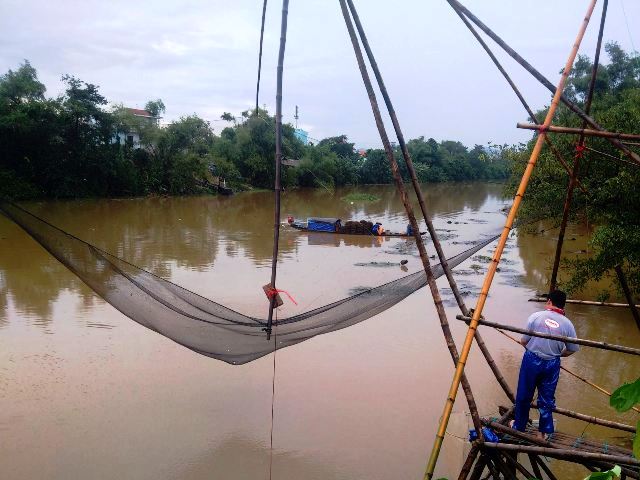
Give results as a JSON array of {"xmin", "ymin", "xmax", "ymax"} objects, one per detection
[{"xmin": 513, "ymin": 349, "xmax": 560, "ymax": 433}]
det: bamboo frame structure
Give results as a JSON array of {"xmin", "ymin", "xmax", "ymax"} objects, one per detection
[
  {"xmin": 425, "ymin": 4, "xmax": 599, "ymax": 477},
  {"xmin": 454, "ymin": 315, "xmax": 640, "ymax": 356},
  {"xmin": 338, "ymin": 0, "xmax": 489, "ymax": 436},
  {"xmin": 448, "ymin": 0, "xmax": 640, "ymax": 166},
  {"xmin": 517, "ymin": 123, "xmax": 640, "ymax": 142},
  {"xmin": 343, "ymin": 0, "xmax": 516, "ymax": 408},
  {"xmin": 446, "ymin": 0, "xmax": 589, "ymax": 195},
  {"xmin": 447, "ymin": 0, "xmax": 640, "ymax": 163},
  {"xmin": 550, "ymin": 0, "xmax": 608, "ymax": 292},
  {"xmin": 251, "ymin": 1, "xmax": 640, "ymax": 478}
]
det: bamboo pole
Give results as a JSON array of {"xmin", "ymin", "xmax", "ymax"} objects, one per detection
[
  {"xmin": 458, "ymin": 444, "xmax": 481, "ymax": 480},
  {"xmin": 483, "ymin": 420, "xmax": 638, "ymax": 465},
  {"xmin": 483, "ymin": 443, "xmax": 640, "ymax": 468},
  {"xmin": 537, "ymin": 404, "xmax": 637, "ymax": 433},
  {"xmin": 344, "ymin": 0, "xmax": 516, "ymax": 407},
  {"xmin": 446, "ymin": 0, "xmax": 588, "ymax": 195},
  {"xmin": 550, "ymin": 0, "xmax": 608, "ymax": 292},
  {"xmin": 485, "ymin": 454, "xmax": 506, "ymax": 480},
  {"xmin": 448, "ymin": 0, "xmax": 640, "ymax": 166},
  {"xmin": 503, "ymin": 451, "xmax": 536, "ymax": 480},
  {"xmin": 533, "ymin": 454, "xmax": 560, "ymax": 480},
  {"xmin": 424, "ymin": 5, "xmax": 599, "ymax": 477},
  {"xmin": 337, "ymin": 0, "xmax": 485, "ymax": 437},
  {"xmin": 265, "ymin": 0, "xmax": 289, "ymax": 340},
  {"xmin": 490, "ymin": 452, "xmax": 518, "ymax": 480},
  {"xmin": 615, "ymin": 265, "xmax": 640, "ymax": 331},
  {"xmin": 454, "ymin": 315, "xmax": 640, "ymax": 356},
  {"xmin": 529, "ymin": 454, "xmax": 544, "ymax": 480},
  {"xmin": 517, "ymin": 123, "xmax": 640, "ymax": 142},
  {"xmin": 529, "ymin": 296, "xmax": 640, "ymax": 308},
  {"xmin": 469, "ymin": 455, "xmax": 488, "ymax": 480}
]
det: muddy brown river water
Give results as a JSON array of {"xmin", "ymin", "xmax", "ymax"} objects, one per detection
[{"xmin": 1, "ymin": 183, "xmax": 637, "ymax": 479}]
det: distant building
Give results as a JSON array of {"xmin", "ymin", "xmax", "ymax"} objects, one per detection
[
  {"xmin": 294, "ymin": 128, "xmax": 309, "ymax": 145},
  {"xmin": 114, "ymin": 108, "xmax": 161, "ymax": 149}
]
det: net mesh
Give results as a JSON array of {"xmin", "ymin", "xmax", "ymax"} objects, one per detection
[{"xmin": 1, "ymin": 201, "xmax": 499, "ymax": 364}]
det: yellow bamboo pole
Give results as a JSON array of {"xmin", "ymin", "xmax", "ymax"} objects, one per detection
[{"xmin": 424, "ymin": 2, "xmax": 599, "ymax": 478}]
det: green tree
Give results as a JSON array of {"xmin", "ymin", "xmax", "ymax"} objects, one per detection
[
  {"xmin": 144, "ymin": 99, "xmax": 165, "ymax": 117},
  {"xmin": 507, "ymin": 43, "xmax": 640, "ymax": 296}
]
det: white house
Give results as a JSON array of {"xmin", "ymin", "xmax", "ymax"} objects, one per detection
[{"xmin": 114, "ymin": 108, "xmax": 161, "ymax": 149}]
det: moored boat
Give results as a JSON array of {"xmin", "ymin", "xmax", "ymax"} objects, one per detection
[{"xmin": 287, "ymin": 217, "xmax": 423, "ymax": 238}]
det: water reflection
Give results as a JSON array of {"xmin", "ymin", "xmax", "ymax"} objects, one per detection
[
  {"xmin": 1, "ymin": 181, "xmax": 637, "ymax": 480},
  {"xmin": 0, "ymin": 182, "xmax": 507, "ymax": 326}
]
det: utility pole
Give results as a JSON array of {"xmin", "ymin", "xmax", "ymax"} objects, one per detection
[{"xmin": 294, "ymin": 105, "xmax": 299, "ymax": 129}]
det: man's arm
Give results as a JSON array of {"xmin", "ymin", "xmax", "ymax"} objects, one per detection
[
  {"xmin": 520, "ymin": 313, "xmax": 537, "ymax": 347},
  {"xmin": 563, "ymin": 321, "xmax": 580, "ymax": 356}
]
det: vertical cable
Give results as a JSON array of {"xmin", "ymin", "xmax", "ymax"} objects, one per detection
[
  {"xmin": 256, "ymin": 0, "xmax": 269, "ymax": 114},
  {"xmin": 268, "ymin": 311, "xmax": 278, "ymax": 480}
]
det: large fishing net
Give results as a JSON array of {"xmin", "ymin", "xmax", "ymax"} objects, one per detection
[{"xmin": 1, "ymin": 201, "xmax": 500, "ymax": 364}]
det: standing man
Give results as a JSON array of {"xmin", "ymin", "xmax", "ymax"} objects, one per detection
[{"xmin": 512, "ymin": 290, "xmax": 579, "ymax": 437}]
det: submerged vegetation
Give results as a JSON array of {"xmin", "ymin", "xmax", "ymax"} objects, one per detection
[
  {"xmin": 0, "ymin": 61, "xmax": 512, "ymax": 200},
  {"xmin": 507, "ymin": 43, "xmax": 640, "ymax": 298},
  {"xmin": 341, "ymin": 192, "xmax": 380, "ymax": 203}
]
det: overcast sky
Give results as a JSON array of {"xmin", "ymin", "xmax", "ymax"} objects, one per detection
[{"xmin": 1, "ymin": 1, "xmax": 638, "ymax": 148}]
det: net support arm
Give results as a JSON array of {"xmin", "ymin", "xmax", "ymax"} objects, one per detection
[
  {"xmin": 424, "ymin": 2, "xmax": 598, "ymax": 477},
  {"xmin": 448, "ymin": 0, "xmax": 640, "ymax": 166},
  {"xmin": 337, "ymin": 0, "xmax": 486, "ymax": 437},
  {"xmin": 446, "ymin": 0, "xmax": 588, "ymax": 195},
  {"xmin": 344, "ymin": 0, "xmax": 515, "ymax": 406}
]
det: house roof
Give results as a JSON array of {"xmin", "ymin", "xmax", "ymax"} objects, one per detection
[{"xmin": 126, "ymin": 108, "xmax": 157, "ymax": 118}]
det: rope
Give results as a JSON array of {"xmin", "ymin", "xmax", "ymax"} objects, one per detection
[
  {"xmin": 268, "ymin": 309, "xmax": 278, "ymax": 480},
  {"xmin": 620, "ymin": 0, "xmax": 637, "ymax": 54},
  {"xmin": 255, "ymin": 0, "xmax": 268, "ymax": 113}
]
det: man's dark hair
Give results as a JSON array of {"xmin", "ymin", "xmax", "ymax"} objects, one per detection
[{"xmin": 548, "ymin": 289, "xmax": 567, "ymax": 309}]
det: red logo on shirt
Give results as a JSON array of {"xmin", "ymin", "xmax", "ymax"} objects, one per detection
[{"xmin": 544, "ymin": 318, "xmax": 560, "ymax": 329}]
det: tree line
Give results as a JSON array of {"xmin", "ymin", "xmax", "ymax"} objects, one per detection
[
  {"xmin": 506, "ymin": 42, "xmax": 640, "ymax": 297},
  {"xmin": 0, "ymin": 61, "xmax": 512, "ymax": 199}
]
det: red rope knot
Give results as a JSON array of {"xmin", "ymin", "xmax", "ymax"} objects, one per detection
[
  {"xmin": 574, "ymin": 144, "xmax": 586, "ymax": 159},
  {"xmin": 265, "ymin": 287, "xmax": 298, "ymax": 306},
  {"xmin": 537, "ymin": 125, "xmax": 548, "ymax": 135}
]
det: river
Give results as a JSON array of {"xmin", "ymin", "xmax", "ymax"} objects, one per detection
[{"xmin": 1, "ymin": 182, "xmax": 637, "ymax": 479}]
